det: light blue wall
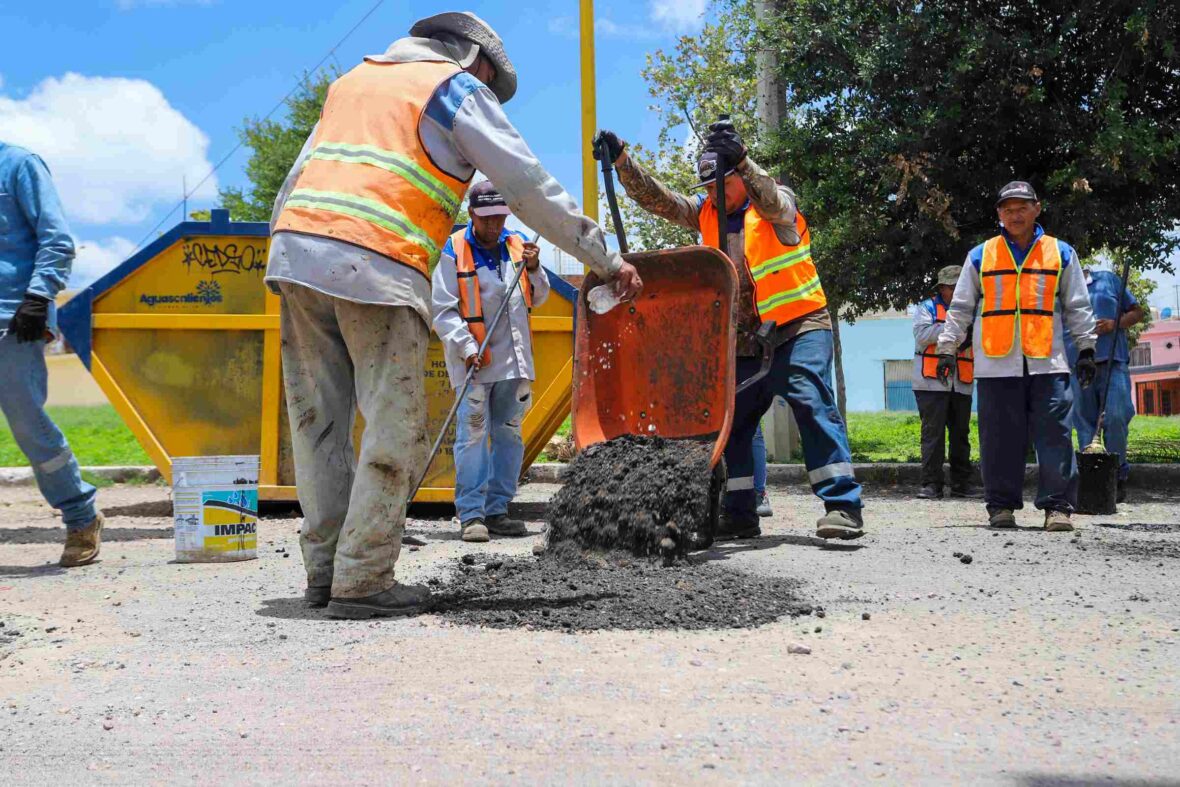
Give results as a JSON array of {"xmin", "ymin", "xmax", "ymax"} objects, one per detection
[{"xmin": 837, "ymin": 318, "xmax": 915, "ymax": 411}]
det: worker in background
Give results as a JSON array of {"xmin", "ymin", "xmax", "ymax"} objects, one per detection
[
  {"xmin": 936, "ymin": 182, "xmax": 1097, "ymax": 532},
  {"xmin": 432, "ymin": 182, "xmax": 548, "ymax": 542},
  {"xmin": 593, "ymin": 123, "xmax": 864, "ymax": 542},
  {"xmin": 912, "ymin": 265, "xmax": 977, "ymax": 500},
  {"xmin": 0, "ymin": 141, "xmax": 103, "ymax": 566},
  {"xmin": 266, "ymin": 11, "xmax": 642, "ymax": 619},
  {"xmin": 1065, "ymin": 265, "xmax": 1145, "ymax": 502}
]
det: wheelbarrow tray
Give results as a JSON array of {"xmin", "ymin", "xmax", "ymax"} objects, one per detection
[{"xmin": 572, "ymin": 246, "xmax": 738, "ymax": 470}]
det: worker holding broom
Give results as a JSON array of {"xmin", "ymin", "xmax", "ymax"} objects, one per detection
[
  {"xmin": 593, "ymin": 123, "xmax": 865, "ymax": 541},
  {"xmin": 936, "ymin": 182, "xmax": 1097, "ymax": 531},
  {"xmin": 432, "ymin": 181, "xmax": 548, "ymax": 543},
  {"xmin": 266, "ymin": 11, "xmax": 641, "ymax": 619}
]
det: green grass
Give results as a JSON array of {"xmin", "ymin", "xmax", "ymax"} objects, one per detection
[{"xmin": 0, "ymin": 405, "xmax": 151, "ymax": 467}]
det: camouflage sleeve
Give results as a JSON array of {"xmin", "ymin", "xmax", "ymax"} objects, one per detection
[
  {"xmin": 615, "ymin": 154, "xmax": 702, "ymax": 232},
  {"xmin": 736, "ymin": 156, "xmax": 800, "ymax": 246}
]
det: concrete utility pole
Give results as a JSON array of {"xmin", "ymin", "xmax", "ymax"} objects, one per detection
[{"xmin": 753, "ymin": 0, "xmax": 800, "ymax": 462}]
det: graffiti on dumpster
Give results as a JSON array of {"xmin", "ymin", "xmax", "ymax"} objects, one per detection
[
  {"xmin": 182, "ymin": 241, "xmax": 267, "ymax": 276},
  {"xmin": 139, "ymin": 280, "xmax": 224, "ymax": 307}
]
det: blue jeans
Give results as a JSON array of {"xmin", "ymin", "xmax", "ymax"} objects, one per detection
[
  {"xmin": 0, "ymin": 335, "xmax": 97, "ymax": 528},
  {"xmin": 453, "ymin": 378, "xmax": 531, "ymax": 523},
  {"xmin": 977, "ymin": 372, "xmax": 1076, "ymax": 512},
  {"xmin": 1070, "ymin": 361, "xmax": 1133, "ymax": 480},
  {"xmin": 724, "ymin": 330, "xmax": 861, "ymax": 517},
  {"xmin": 752, "ymin": 423, "xmax": 767, "ymax": 497}
]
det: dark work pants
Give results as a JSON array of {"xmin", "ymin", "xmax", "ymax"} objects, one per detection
[
  {"xmin": 977, "ymin": 372, "xmax": 1077, "ymax": 513},
  {"xmin": 914, "ymin": 390, "xmax": 973, "ymax": 490}
]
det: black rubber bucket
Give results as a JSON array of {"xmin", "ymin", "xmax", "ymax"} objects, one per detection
[{"xmin": 1076, "ymin": 451, "xmax": 1118, "ymax": 515}]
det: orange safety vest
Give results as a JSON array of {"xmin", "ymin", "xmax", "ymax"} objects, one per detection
[
  {"xmin": 979, "ymin": 234, "xmax": 1062, "ymax": 359},
  {"xmin": 452, "ymin": 230, "xmax": 533, "ymax": 366},
  {"xmin": 273, "ymin": 60, "xmax": 470, "ymax": 279},
  {"xmin": 699, "ymin": 203, "xmax": 827, "ymax": 327},
  {"xmin": 918, "ymin": 300, "xmax": 974, "ymax": 384}
]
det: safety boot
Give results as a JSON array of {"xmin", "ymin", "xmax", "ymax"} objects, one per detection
[
  {"xmin": 916, "ymin": 485, "xmax": 942, "ymax": 500},
  {"xmin": 305, "ymin": 586, "xmax": 331, "ymax": 608},
  {"xmin": 460, "ymin": 518, "xmax": 490, "ymax": 543},
  {"xmin": 987, "ymin": 508, "xmax": 1017, "ymax": 528},
  {"xmin": 60, "ymin": 513, "xmax": 104, "ymax": 567},
  {"xmin": 325, "ymin": 583, "xmax": 433, "ymax": 620},
  {"xmin": 485, "ymin": 514, "xmax": 529, "ymax": 537},
  {"xmin": 816, "ymin": 509, "xmax": 864, "ymax": 540},
  {"xmin": 715, "ymin": 511, "xmax": 761, "ymax": 541},
  {"xmin": 1044, "ymin": 510, "xmax": 1074, "ymax": 532}
]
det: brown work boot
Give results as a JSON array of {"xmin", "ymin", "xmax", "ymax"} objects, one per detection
[
  {"xmin": 485, "ymin": 514, "xmax": 529, "ymax": 537},
  {"xmin": 60, "ymin": 513, "xmax": 105, "ymax": 567},
  {"xmin": 1044, "ymin": 510, "xmax": 1074, "ymax": 532},
  {"xmin": 325, "ymin": 583, "xmax": 433, "ymax": 620},
  {"xmin": 460, "ymin": 518, "xmax": 490, "ymax": 543}
]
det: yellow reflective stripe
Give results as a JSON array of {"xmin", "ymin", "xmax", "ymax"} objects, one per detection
[
  {"xmin": 757, "ymin": 277, "xmax": 824, "ymax": 313},
  {"xmin": 750, "ymin": 245, "xmax": 812, "ymax": 282},
  {"xmin": 285, "ymin": 188, "xmax": 439, "ymax": 257},
  {"xmin": 310, "ymin": 142, "xmax": 461, "ymax": 214}
]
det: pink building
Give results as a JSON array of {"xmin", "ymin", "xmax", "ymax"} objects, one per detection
[{"xmin": 1130, "ymin": 319, "xmax": 1180, "ymax": 416}]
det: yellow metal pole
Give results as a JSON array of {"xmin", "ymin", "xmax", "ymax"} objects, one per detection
[{"xmin": 580, "ymin": 0, "xmax": 598, "ymax": 223}]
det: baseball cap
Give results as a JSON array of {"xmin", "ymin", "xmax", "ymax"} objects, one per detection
[
  {"xmin": 936, "ymin": 265, "xmax": 962, "ymax": 287},
  {"xmin": 690, "ymin": 151, "xmax": 737, "ymax": 190},
  {"xmin": 995, "ymin": 181, "xmax": 1038, "ymax": 206},
  {"xmin": 468, "ymin": 180, "xmax": 511, "ymax": 217}
]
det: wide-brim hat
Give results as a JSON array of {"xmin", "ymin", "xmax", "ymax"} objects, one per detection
[
  {"xmin": 936, "ymin": 265, "xmax": 962, "ymax": 287},
  {"xmin": 410, "ymin": 11, "xmax": 517, "ymax": 104}
]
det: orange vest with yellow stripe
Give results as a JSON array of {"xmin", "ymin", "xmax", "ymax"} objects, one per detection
[
  {"xmin": 452, "ymin": 230, "xmax": 532, "ymax": 365},
  {"xmin": 979, "ymin": 234, "xmax": 1062, "ymax": 359},
  {"xmin": 274, "ymin": 60, "xmax": 471, "ymax": 278},
  {"xmin": 699, "ymin": 203, "xmax": 827, "ymax": 327},
  {"xmin": 918, "ymin": 300, "xmax": 974, "ymax": 384}
]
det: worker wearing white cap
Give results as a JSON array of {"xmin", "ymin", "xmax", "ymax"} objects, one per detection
[{"xmin": 266, "ymin": 11, "xmax": 642, "ymax": 619}]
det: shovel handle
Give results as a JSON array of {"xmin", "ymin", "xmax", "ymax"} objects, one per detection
[{"xmin": 597, "ymin": 138, "xmax": 629, "ymax": 255}]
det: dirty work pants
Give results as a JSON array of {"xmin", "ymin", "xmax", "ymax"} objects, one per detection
[
  {"xmin": 453, "ymin": 378, "xmax": 532, "ymax": 523},
  {"xmin": 724, "ymin": 329, "xmax": 861, "ymax": 518},
  {"xmin": 1070, "ymin": 361, "xmax": 1133, "ymax": 480},
  {"xmin": 914, "ymin": 390, "xmax": 973, "ymax": 490},
  {"xmin": 0, "ymin": 334, "xmax": 97, "ymax": 528},
  {"xmin": 977, "ymin": 372, "xmax": 1076, "ymax": 513},
  {"xmin": 277, "ymin": 282, "xmax": 427, "ymax": 599}
]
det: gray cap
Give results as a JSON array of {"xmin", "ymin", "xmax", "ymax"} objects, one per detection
[
  {"xmin": 937, "ymin": 265, "xmax": 962, "ymax": 287},
  {"xmin": 410, "ymin": 11, "xmax": 517, "ymax": 104},
  {"xmin": 995, "ymin": 180, "xmax": 1038, "ymax": 206},
  {"xmin": 689, "ymin": 151, "xmax": 737, "ymax": 190}
]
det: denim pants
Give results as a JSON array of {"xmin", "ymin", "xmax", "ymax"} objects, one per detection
[
  {"xmin": 453, "ymin": 378, "xmax": 532, "ymax": 523},
  {"xmin": 977, "ymin": 372, "xmax": 1076, "ymax": 512},
  {"xmin": 1071, "ymin": 361, "xmax": 1133, "ymax": 480},
  {"xmin": 0, "ymin": 334, "xmax": 96, "ymax": 528},
  {"xmin": 724, "ymin": 329, "xmax": 861, "ymax": 517},
  {"xmin": 752, "ymin": 422, "xmax": 767, "ymax": 497}
]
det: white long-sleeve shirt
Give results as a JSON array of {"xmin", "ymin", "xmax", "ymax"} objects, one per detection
[
  {"xmin": 937, "ymin": 226, "xmax": 1096, "ymax": 378},
  {"xmin": 265, "ymin": 36, "xmax": 620, "ymax": 325},
  {"xmin": 431, "ymin": 226, "xmax": 550, "ymax": 388},
  {"xmin": 912, "ymin": 295, "xmax": 973, "ymax": 395}
]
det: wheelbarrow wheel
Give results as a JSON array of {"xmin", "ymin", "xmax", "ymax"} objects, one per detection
[{"xmin": 690, "ymin": 459, "xmax": 726, "ymax": 551}]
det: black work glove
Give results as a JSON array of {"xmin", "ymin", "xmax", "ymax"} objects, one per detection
[
  {"xmin": 1075, "ymin": 348, "xmax": 1097, "ymax": 389},
  {"xmin": 9, "ymin": 293, "xmax": 50, "ymax": 343},
  {"xmin": 935, "ymin": 354, "xmax": 956, "ymax": 385},
  {"xmin": 592, "ymin": 129, "xmax": 626, "ymax": 164},
  {"xmin": 704, "ymin": 119, "xmax": 748, "ymax": 167}
]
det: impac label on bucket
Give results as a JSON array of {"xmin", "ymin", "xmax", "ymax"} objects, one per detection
[{"xmin": 199, "ymin": 489, "xmax": 258, "ymax": 552}]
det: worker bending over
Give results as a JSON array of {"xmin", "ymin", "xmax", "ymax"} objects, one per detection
[
  {"xmin": 912, "ymin": 265, "xmax": 976, "ymax": 500},
  {"xmin": 266, "ymin": 11, "xmax": 642, "ymax": 619},
  {"xmin": 936, "ymin": 182, "xmax": 1097, "ymax": 531},
  {"xmin": 1066, "ymin": 264, "xmax": 1144, "ymax": 502},
  {"xmin": 593, "ymin": 123, "xmax": 864, "ymax": 541},
  {"xmin": 0, "ymin": 141, "xmax": 104, "ymax": 567},
  {"xmin": 432, "ymin": 182, "xmax": 548, "ymax": 542}
]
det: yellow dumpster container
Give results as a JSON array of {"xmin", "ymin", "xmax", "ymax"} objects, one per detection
[{"xmin": 59, "ymin": 210, "xmax": 576, "ymax": 502}]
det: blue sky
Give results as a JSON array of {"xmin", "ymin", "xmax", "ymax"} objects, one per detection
[{"xmin": 1, "ymin": 0, "xmax": 1177, "ymax": 310}]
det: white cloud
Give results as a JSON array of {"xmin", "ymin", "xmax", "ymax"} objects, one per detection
[
  {"xmin": 71, "ymin": 236, "xmax": 137, "ymax": 288},
  {"xmin": 650, "ymin": 0, "xmax": 708, "ymax": 33},
  {"xmin": 0, "ymin": 73, "xmax": 216, "ymax": 226}
]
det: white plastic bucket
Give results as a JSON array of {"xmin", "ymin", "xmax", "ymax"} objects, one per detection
[{"xmin": 172, "ymin": 455, "xmax": 260, "ymax": 563}]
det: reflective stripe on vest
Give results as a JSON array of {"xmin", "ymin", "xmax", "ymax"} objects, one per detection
[
  {"xmin": 698, "ymin": 203, "xmax": 827, "ymax": 326},
  {"xmin": 979, "ymin": 234, "xmax": 1062, "ymax": 359},
  {"xmin": 917, "ymin": 300, "xmax": 974, "ymax": 384},
  {"xmin": 452, "ymin": 230, "xmax": 532, "ymax": 366},
  {"xmin": 274, "ymin": 60, "xmax": 470, "ymax": 279}
]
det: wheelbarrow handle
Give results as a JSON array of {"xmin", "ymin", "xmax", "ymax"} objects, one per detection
[{"xmin": 736, "ymin": 320, "xmax": 776, "ymax": 395}]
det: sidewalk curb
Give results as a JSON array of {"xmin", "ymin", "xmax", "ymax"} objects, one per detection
[
  {"xmin": 0, "ymin": 466, "xmax": 162, "ymax": 487},
  {"xmin": 526, "ymin": 462, "xmax": 1179, "ymax": 489}
]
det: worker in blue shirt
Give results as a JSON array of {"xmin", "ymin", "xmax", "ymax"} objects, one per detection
[
  {"xmin": 1065, "ymin": 267, "xmax": 1145, "ymax": 501},
  {"xmin": 0, "ymin": 141, "xmax": 103, "ymax": 566}
]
